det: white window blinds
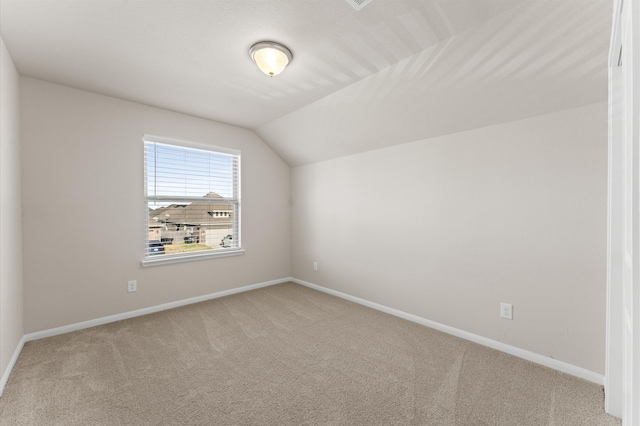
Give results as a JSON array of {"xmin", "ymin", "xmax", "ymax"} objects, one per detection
[{"xmin": 143, "ymin": 135, "xmax": 241, "ymax": 261}]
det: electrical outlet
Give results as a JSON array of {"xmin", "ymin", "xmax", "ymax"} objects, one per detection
[
  {"xmin": 128, "ymin": 280, "xmax": 137, "ymax": 293},
  {"xmin": 500, "ymin": 303, "xmax": 513, "ymax": 320},
  {"xmin": 313, "ymin": 261, "xmax": 318, "ymax": 271}
]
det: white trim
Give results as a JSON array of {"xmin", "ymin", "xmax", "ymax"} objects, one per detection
[
  {"xmin": 606, "ymin": 0, "xmax": 625, "ymax": 415},
  {"xmin": 0, "ymin": 335, "xmax": 26, "ymax": 397},
  {"xmin": 141, "ymin": 248, "xmax": 245, "ymax": 267},
  {"xmin": 6, "ymin": 277, "xmax": 606, "ymax": 398},
  {"xmin": 24, "ymin": 277, "xmax": 288, "ymax": 342},
  {"xmin": 607, "ymin": 0, "xmax": 640, "ymax": 422},
  {"xmin": 292, "ymin": 278, "xmax": 605, "ymax": 386},
  {"xmin": 609, "ymin": 0, "xmax": 624, "ymax": 67}
]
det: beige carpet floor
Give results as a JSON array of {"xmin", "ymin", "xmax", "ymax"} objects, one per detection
[{"xmin": 0, "ymin": 282, "xmax": 621, "ymax": 425}]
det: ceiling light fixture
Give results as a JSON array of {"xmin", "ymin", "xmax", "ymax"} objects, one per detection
[{"xmin": 249, "ymin": 41, "xmax": 293, "ymax": 77}]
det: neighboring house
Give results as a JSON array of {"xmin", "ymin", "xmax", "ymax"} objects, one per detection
[{"xmin": 148, "ymin": 192, "xmax": 233, "ymax": 247}]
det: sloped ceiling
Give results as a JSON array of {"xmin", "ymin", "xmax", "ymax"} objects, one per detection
[
  {"xmin": 257, "ymin": 1, "xmax": 612, "ymax": 166},
  {"xmin": 0, "ymin": 0, "xmax": 611, "ymax": 166}
]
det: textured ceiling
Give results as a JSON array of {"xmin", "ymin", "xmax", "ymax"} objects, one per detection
[
  {"xmin": 0, "ymin": 0, "xmax": 612, "ymax": 166},
  {"xmin": 257, "ymin": 0, "xmax": 613, "ymax": 165}
]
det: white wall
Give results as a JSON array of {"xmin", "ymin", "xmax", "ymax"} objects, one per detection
[
  {"xmin": 20, "ymin": 78, "xmax": 291, "ymax": 333},
  {"xmin": 292, "ymin": 102, "xmax": 608, "ymax": 374},
  {"xmin": 0, "ymin": 38, "xmax": 24, "ymax": 382}
]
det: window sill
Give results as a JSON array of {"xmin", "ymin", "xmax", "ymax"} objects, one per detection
[{"xmin": 141, "ymin": 248, "xmax": 245, "ymax": 267}]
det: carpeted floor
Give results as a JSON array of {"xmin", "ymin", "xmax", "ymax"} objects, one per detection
[{"xmin": 0, "ymin": 282, "xmax": 621, "ymax": 425}]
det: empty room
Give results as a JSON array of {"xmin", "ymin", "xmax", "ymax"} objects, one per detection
[{"xmin": 1, "ymin": 0, "xmax": 639, "ymax": 425}]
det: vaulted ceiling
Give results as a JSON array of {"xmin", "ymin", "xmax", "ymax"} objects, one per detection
[{"xmin": 0, "ymin": 0, "xmax": 612, "ymax": 166}]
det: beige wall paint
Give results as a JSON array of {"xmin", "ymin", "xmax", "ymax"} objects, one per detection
[
  {"xmin": 0, "ymin": 38, "xmax": 24, "ymax": 378},
  {"xmin": 291, "ymin": 102, "xmax": 608, "ymax": 374},
  {"xmin": 20, "ymin": 77, "xmax": 291, "ymax": 333}
]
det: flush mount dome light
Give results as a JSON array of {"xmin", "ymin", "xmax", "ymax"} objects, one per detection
[{"xmin": 249, "ymin": 41, "xmax": 293, "ymax": 77}]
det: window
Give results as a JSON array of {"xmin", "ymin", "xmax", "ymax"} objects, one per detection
[{"xmin": 142, "ymin": 135, "xmax": 242, "ymax": 265}]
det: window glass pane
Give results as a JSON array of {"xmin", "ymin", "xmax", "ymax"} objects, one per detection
[
  {"xmin": 144, "ymin": 137, "xmax": 240, "ymax": 260},
  {"xmin": 147, "ymin": 199, "xmax": 237, "ymax": 256}
]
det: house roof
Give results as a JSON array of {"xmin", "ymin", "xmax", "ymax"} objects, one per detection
[{"xmin": 149, "ymin": 193, "xmax": 233, "ymax": 227}]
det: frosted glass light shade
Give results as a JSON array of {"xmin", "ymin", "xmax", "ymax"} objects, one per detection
[{"xmin": 249, "ymin": 41, "xmax": 293, "ymax": 77}]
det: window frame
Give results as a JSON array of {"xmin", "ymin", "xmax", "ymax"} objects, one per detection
[{"xmin": 141, "ymin": 134, "xmax": 244, "ymax": 267}]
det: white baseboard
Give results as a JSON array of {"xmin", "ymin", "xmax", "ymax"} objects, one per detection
[
  {"xmin": 24, "ymin": 277, "xmax": 290, "ymax": 343},
  {"xmin": 0, "ymin": 335, "xmax": 26, "ymax": 397},
  {"xmin": 6, "ymin": 276, "xmax": 603, "ymax": 398},
  {"xmin": 2, "ymin": 277, "xmax": 289, "ymax": 398},
  {"xmin": 291, "ymin": 278, "xmax": 605, "ymax": 386}
]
